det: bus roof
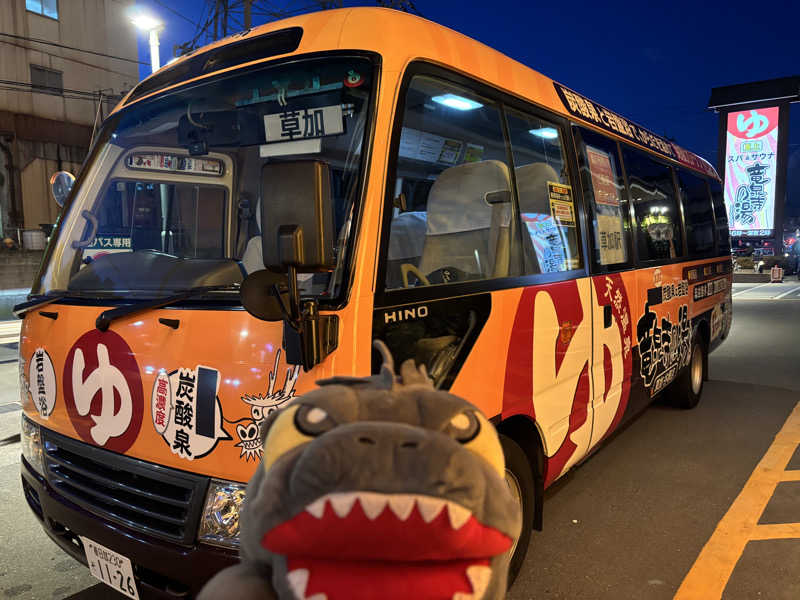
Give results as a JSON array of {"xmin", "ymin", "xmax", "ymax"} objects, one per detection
[{"xmin": 115, "ymin": 7, "xmax": 718, "ymax": 179}]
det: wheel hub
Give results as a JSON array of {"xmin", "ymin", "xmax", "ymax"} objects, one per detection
[
  {"xmin": 504, "ymin": 468, "xmax": 523, "ymax": 558},
  {"xmin": 691, "ymin": 346, "xmax": 703, "ymax": 395}
]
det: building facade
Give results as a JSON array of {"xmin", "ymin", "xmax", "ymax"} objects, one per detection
[{"xmin": 0, "ymin": 0, "xmax": 139, "ymax": 240}]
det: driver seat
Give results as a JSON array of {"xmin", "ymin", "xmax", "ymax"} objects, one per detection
[{"xmin": 417, "ymin": 160, "xmax": 511, "ymax": 282}]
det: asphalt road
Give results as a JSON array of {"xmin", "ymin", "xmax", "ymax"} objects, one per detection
[{"xmin": 1, "ymin": 285, "xmax": 799, "ymax": 599}]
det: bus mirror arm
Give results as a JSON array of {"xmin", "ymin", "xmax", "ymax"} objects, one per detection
[
  {"xmin": 240, "ymin": 264, "xmax": 338, "ymax": 372},
  {"xmin": 286, "ymin": 299, "xmax": 339, "ymax": 372},
  {"xmin": 277, "ymin": 224, "xmax": 339, "ymax": 371}
]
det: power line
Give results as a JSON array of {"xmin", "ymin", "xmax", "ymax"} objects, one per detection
[
  {"xmin": 0, "ymin": 85, "xmax": 116, "ymax": 103},
  {"xmin": 0, "ymin": 32, "xmax": 147, "ymax": 66},
  {"xmin": 0, "ymin": 38, "xmax": 139, "ymax": 79},
  {"xmin": 0, "ymin": 78, "xmax": 123, "ymax": 103},
  {"xmin": 152, "ymin": 0, "xmax": 201, "ymax": 28}
]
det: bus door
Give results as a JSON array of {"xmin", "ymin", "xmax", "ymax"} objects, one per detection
[
  {"xmin": 375, "ymin": 68, "xmax": 598, "ymax": 482},
  {"xmin": 372, "ymin": 73, "xmax": 515, "ymax": 394},
  {"xmin": 571, "ymin": 126, "xmax": 636, "ymax": 451}
]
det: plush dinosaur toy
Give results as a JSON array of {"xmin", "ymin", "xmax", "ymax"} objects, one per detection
[{"xmin": 199, "ymin": 342, "xmax": 521, "ymax": 600}]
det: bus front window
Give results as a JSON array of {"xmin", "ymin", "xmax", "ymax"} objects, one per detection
[{"xmin": 36, "ymin": 56, "xmax": 375, "ymax": 301}]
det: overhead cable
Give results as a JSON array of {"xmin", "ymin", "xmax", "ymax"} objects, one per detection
[
  {"xmin": 0, "ymin": 78, "xmax": 123, "ymax": 102},
  {"xmin": 0, "ymin": 32, "xmax": 147, "ymax": 66},
  {"xmin": 153, "ymin": 0, "xmax": 201, "ymax": 27}
]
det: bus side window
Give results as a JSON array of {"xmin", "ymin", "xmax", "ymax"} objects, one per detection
[
  {"xmin": 709, "ymin": 180, "xmax": 731, "ymax": 256},
  {"xmin": 622, "ymin": 147, "xmax": 684, "ymax": 263},
  {"xmin": 505, "ymin": 109, "xmax": 582, "ymax": 274},
  {"xmin": 677, "ymin": 169, "xmax": 715, "ymax": 258},
  {"xmin": 384, "ymin": 76, "xmax": 513, "ymax": 289},
  {"xmin": 573, "ymin": 126, "xmax": 630, "ymax": 271}
]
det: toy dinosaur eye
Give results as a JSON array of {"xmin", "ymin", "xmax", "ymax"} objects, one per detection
[
  {"xmin": 294, "ymin": 404, "xmax": 336, "ymax": 436},
  {"xmin": 446, "ymin": 411, "xmax": 480, "ymax": 443},
  {"xmin": 263, "ymin": 405, "xmax": 314, "ymax": 472}
]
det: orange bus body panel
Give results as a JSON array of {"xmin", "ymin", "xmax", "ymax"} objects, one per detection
[{"xmin": 22, "ymin": 7, "xmax": 725, "ymax": 485}]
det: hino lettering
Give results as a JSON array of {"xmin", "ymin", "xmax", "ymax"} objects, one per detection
[{"xmin": 384, "ymin": 306, "xmax": 429, "ymax": 324}]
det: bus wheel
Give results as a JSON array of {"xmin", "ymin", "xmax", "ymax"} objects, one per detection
[
  {"xmin": 669, "ymin": 339, "xmax": 706, "ymax": 409},
  {"xmin": 500, "ymin": 435, "xmax": 535, "ymax": 587}
]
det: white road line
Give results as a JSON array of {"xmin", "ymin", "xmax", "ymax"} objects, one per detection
[
  {"xmin": 774, "ymin": 286, "xmax": 800, "ymax": 299},
  {"xmin": 732, "ymin": 282, "xmax": 774, "ymax": 297},
  {"xmin": 0, "ymin": 321, "xmax": 21, "ymax": 345}
]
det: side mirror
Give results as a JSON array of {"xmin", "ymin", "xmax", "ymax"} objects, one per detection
[
  {"xmin": 240, "ymin": 270, "xmax": 290, "ymax": 322},
  {"xmin": 260, "ymin": 161, "xmax": 335, "ymax": 271},
  {"xmin": 49, "ymin": 171, "xmax": 75, "ymax": 208}
]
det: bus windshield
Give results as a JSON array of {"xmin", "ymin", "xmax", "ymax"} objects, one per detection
[{"xmin": 35, "ymin": 55, "xmax": 375, "ymax": 300}]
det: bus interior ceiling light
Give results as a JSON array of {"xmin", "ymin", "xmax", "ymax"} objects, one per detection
[
  {"xmin": 529, "ymin": 127, "xmax": 558, "ymax": 139},
  {"xmin": 431, "ymin": 94, "xmax": 483, "ymax": 111}
]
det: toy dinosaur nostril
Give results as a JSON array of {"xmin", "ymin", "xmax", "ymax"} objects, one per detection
[
  {"xmin": 400, "ymin": 441, "xmax": 418, "ymax": 449},
  {"xmin": 357, "ymin": 436, "xmax": 376, "ymax": 445}
]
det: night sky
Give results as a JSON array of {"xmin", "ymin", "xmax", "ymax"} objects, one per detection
[{"xmin": 132, "ymin": 0, "xmax": 800, "ymax": 214}]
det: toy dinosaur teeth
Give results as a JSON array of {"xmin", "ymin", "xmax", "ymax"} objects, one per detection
[
  {"xmin": 446, "ymin": 501, "xmax": 472, "ymax": 530},
  {"xmin": 302, "ymin": 492, "xmax": 473, "ymax": 528},
  {"xmin": 357, "ymin": 492, "xmax": 387, "ymax": 520},
  {"xmin": 451, "ymin": 565, "xmax": 492, "ymax": 600},
  {"xmin": 287, "ymin": 568, "xmax": 327, "ymax": 600},
  {"xmin": 286, "ymin": 561, "xmax": 493, "ymax": 600},
  {"xmin": 416, "ymin": 496, "xmax": 443, "ymax": 523},
  {"xmin": 387, "ymin": 495, "xmax": 415, "ymax": 521},
  {"xmin": 329, "ymin": 493, "xmax": 359, "ymax": 518},
  {"xmin": 286, "ymin": 568, "xmax": 308, "ymax": 598},
  {"xmin": 305, "ymin": 497, "xmax": 326, "ymax": 519}
]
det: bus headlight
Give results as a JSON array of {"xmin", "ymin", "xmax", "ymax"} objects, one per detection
[
  {"xmin": 21, "ymin": 415, "xmax": 45, "ymax": 476},
  {"xmin": 198, "ymin": 479, "xmax": 247, "ymax": 548}
]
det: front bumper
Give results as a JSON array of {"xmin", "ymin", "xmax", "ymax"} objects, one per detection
[{"xmin": 20, "ymin": 454, "xmax": 238, "ymax": 599}]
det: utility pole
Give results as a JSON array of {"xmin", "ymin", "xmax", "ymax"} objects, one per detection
[
  {"xmin": 212, "ymin": 0, "xmax": 219, "ymax": 41},
  {"xmin": 244, "ymin": 0, "xmax": 253, "ymax": 29},
  {"xmin": 176, "ymin": 0, "xmax": 409, "ymax": 57},
  {"xmin": 375, "ymin": 0, "xmax": 421, "ymax": 14}
]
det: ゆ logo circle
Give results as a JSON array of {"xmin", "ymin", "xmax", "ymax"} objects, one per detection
[{"xmin": 63, "ymin": 330, "xmax": 144, "ymax": 452}]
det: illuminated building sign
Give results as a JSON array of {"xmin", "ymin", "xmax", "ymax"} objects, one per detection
[{"xmin": 723, "ymin": 107, "xmax": 779, "ymax": 237}]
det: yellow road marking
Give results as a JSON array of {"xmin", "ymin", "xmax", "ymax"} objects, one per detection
[
  {"xmin": 674, "ymin": 401, "xmax": 800, "ymax": 600},
  {"xmin": 751, "ymin": 523, "xmax": 800, "ymax": 540},
  {"xmin": 780, "ymin": 470, "xmax": 800, "ymax": 481}
]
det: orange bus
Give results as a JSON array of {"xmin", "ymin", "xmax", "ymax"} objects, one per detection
[{"xmin": 18, "ymin": 7, "xmax": 732, "ymax": 598}]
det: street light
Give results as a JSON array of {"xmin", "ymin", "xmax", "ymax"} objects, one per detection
[{"xmin": 129, "ymin": 12, "xmax": 163, "ymax": 73}]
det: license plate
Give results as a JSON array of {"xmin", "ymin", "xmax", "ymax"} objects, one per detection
[{"xmin": 80, "ymin": 536, "xmax": 140, "ymax": 600}]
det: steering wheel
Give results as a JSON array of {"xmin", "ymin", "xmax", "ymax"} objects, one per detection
[
  {"xmin": 426, "ymin": 266, "xmax": 469, "ymax": 285},
  {"xmin": 400, "ymin": 264, "xmax": 469, "ymax": 288},
  {"xmin": 401, "ymin": 263, "xmax": 430, "ymax": 288}
]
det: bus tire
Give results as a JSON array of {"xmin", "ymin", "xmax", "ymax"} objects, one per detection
[
  {"xmin": 500, "ymin": 434, "xmax": 535, "ymax": 588},
  {"xmin": 669, "ymin": 338, "xmax": 706, "ymax": 409}
]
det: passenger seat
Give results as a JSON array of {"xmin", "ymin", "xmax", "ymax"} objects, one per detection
[
  {"xmin": 417, "ymin": 160, "xmax": 512, "ymax": 282},
  {"xmin": 514, "ymin": 162, "xmax": 560, "ymax": 274}
]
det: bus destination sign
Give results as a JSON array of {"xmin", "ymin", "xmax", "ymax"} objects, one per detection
[{"xmin": 554, "ymin": 83, "xmax": 717, "ymax": 178}]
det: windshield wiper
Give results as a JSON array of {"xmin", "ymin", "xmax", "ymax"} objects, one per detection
[
  {"xmin": 95, "ymin": 284, "xmax": 240, "ymax": 332},
  {"xmin": 13, "ymin": 292, "xmax": 69, "ymax": 318}
]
